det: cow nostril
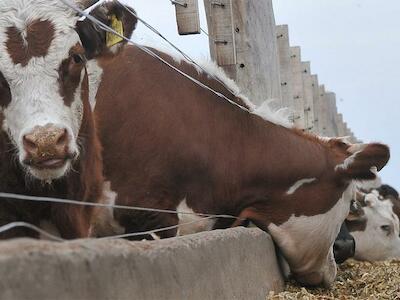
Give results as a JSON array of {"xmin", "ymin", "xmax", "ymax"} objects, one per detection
[
  {"xmin": 23, "ymin": 135, "xmax": 38, "ymax": 152},
  {"xmin": 56, "ymin": 129, "xmax": 69, "ymax": 146}
]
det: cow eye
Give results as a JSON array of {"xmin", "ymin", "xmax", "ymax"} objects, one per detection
[
  {"xmin": 381, "ymin": 225, "xmax": 391, "ymax": 235},
  {"xmin": 72, "ymin": 54, "xmax": 85, "ymax": 64}
]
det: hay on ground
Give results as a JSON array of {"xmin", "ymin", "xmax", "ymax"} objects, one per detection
[{"xmin": 268, "ymin": 259, "xmax": 400, "ymax": 299}]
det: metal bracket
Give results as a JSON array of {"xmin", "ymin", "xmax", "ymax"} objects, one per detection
[
  {"xmin": 214, "ymin": 39, "xmax": 228, "ymax": 45},
  {"xmin": 211, "ymin": 1, "xmax": 226, "ymax": 8},
  {"xmin": 171, "ymin": 0, "xmax": 188, "ymax": 8}
]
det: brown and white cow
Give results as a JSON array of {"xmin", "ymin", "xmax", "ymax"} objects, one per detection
[
  {"xmin": 0, "ymin": 0, "xmax": 126, "ymax": 238},
  {"xmin": 347, "ymin": 190, "xmax": 400, "ymax": 261},
  {"xmin": 332, "ymin": 178, "xmax": 384, "ymax": 264},
  {"xmin": 72, "ymin": 2, "xmax": 391, "ymax": 287}
]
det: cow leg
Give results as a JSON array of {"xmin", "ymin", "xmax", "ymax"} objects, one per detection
[
  {"xmin": 50, "ymin": 205, "xmax": 92, "ymax": 239},
  {"xmin": 230, "ymin": 207, "xmax": 270, "ymax": 232}
]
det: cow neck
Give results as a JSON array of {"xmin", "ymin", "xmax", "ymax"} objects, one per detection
[
  {"xmin": 68, "ymin": 73, "xmax": 103, "ymax": 205},
  {"xmin": 233, "ymin": 120, "xmax": 347, "ymax": 224}
]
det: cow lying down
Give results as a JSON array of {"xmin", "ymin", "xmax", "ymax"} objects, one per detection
[{"xmin": 346, "ymin": 186, "xmax": 400, "ymax": 261}]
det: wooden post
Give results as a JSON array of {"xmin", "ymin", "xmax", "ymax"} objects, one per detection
[
  {"xmin": 344, "ymin": 122, "xmax": 350, "ymax": 136},
  {"xmin": 173, "ymin": 0, "xmax": 201, "ymax": 35},
  {"xmin": 301, "ymin": 62, "xmax": 314, "ymax": 132},
  {"xmin": 311, "ymin": 75, "xmax": 322, "ymax": 134},
  {"xmin": 336, "ymin": 113, "xmax": 347, "ymax": 137},
  {"xmin": 333, "ymin": 113, "xmax": 341, "ymax": 136},
  {"xmin": 325, "ymin": 92, "xmax": 339, "ymax": 137},
  {"xmin": 318, "ymin": 85, "xmax": 328, "ymax": 136},
  {"xmin": 204, "ymin": 0, "xmax": 282, "ymax": 106},
  {"xmin": 276, "ymin": 25, "xmax": 294, "ymax": 118},
  {"xmin": 289, "ymin": 47, "xmax": 305, "ymax": 129}
]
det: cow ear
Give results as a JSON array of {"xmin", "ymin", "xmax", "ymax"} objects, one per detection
[
  {"xmin": 335, "ymin": 143, "xmax": 390, "ymax": 181},
  {"xmin": 76, "ymin": 1, "xmax": 138, "ymax": 59},
  {"xmin": 364, "ymin": 193, "xmax": 379, "ymax": 208}
]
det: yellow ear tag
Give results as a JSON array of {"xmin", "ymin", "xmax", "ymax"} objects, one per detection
[{"xmin": 106, "ymin": 15, "xmax": 124, "ymax": 48}]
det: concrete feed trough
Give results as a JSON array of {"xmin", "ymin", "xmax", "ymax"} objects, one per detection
[{"xmin": 0, "ymin": 227, "xmax": 284, "ymax": 300}]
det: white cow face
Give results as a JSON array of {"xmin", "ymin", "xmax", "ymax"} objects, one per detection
[
  {"xmin": 0, "ymin": 0, "xmax": 137, "ymax": 182},
  {"xmin": 351, "ymin": 192, "xmax": 400, "ymax": 261},
  {"xmin": 0, "ymin": 0, "xmax": 88, "ymax": 181}
]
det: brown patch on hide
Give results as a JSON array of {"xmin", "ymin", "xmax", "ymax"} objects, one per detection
[
  {"xmin": 346, "ymin": 218, "xmax": 368, "ymax": 232},
  {"xmin": 6, "ymin": 20, "xmax": 55, "ymax": 66},
  {"xmin": 58, "ymin": 44, "xmax": 86, "ymax": 106}
]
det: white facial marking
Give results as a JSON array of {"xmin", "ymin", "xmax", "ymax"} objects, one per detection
[
  {"xmin": 89, "ymin": 181, "xmax": 125, "ymax": 237},
  {"xmin": 270, "ymin": 182, "xmax": 354, "ymax": 287},
  {"xmin": 286, "ymin": 178, "xmax": 316, "ymax": 195},
  {"xmin": 352, "ymin": 195, "xmax": 400, "ymax": 261},
  {"xmin": 0, "ymin": 0, "xmax": 86, "ymax": 180},
  {"xmin": 86, "ymin": 59, "xmax": 104, "ymax": 110},
  {"xmin": 176, "ymin": 198, "xmax": 215, "ymax": 236}
]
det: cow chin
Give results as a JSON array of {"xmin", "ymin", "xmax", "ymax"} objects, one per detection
[
  {"xmin": 27, "ymin": 161, "xmax": 72, "ymax": 182},
  {"xmin": 321, "ymin": 248, "xmax": 338, "ymax": 288},
  {"xmin": 293, "ymin": 248, "xmax": 337, "ymax": 288}
]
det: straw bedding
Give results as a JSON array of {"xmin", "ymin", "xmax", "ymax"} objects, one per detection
[{"xmin": 268, "ymin": 259, "xmax": 400, "ymax": 299}]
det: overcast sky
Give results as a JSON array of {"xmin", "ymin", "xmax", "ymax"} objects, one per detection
[{"xmin": 124, "ymin": 0, "xmax": 399, "ymax": 191}]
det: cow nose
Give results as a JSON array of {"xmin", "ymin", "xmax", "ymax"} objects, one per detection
[
  {"xmin": 22, "ymin": 125, "xmax": 71, "ymax": 167},
  {"xmin": 333, "ymin": 239, "xmax": 355, "ymax": 264}
]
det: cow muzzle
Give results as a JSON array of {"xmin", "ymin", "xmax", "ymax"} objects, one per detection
[
  {"xmin": 21, "ymin": 124, "xmax": 77, "ymax": 179},
  {"xmin": 333, "ymin": 237, "xmax": 356, "ymax": 264}
]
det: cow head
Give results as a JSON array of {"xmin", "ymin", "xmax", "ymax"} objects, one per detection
[
  {"xmin": 349, "ymin": 191, "xmax": 400, "ymax": 261},
  {"xmin": 267, "ymin": 138, "xmax": 389, "ymax": 287},
  {"xmin": 0, "ymin": 0, "xmax": 137, "ymax": 181}
]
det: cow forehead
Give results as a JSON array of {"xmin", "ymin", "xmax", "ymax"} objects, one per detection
[
  {"xmin": 0, "ymin": 0, "xmax": 77, "ymax": 21},
  {"xmin": 367, "ymin": 199, "xmax": 397, "ymax": 224},
  {"xmin": 0, "ymin": 0, "xmax": 80, "ymax": 79}
]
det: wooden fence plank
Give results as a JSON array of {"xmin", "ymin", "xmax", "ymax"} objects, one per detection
[{"xmin": 174, "ymin": 0, "xmax": 201, "ymax": 35}]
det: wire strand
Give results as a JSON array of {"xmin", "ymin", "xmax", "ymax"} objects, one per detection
[
  {"xmin": 0, "ymin": 1, "xmax": 252, "ymax": 242},
  {"xmin": 0, "ymin": 1, "xmax": 248, "ymax": 226},
  {"xmin": 78, "ymin": 0, "xmax": 108, "ymax": 21},
  {"xmin": 0, "ymin": 222, "xmax": 64, "ymax": 242},
  {"xmin": 200, "ymin": 27, "xmax": 209, "ymax": 36},
  {"xmin": 99, "ymin": 216, "xmax": 215, "ymax": 240},
  {"xmin": 129, "ymin": 2, "xmax": 232, "ymax": 94},
  {"xmin": 58, "ymin": 0, "xmax": 251, "ymax": 113},
  {"xmin": 0, "ymin": 216, "xmax": 217, "ymax": 242},
  {"xmin": 0, "ymin": 192, "xmax": 242, "ymax": 220}
]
